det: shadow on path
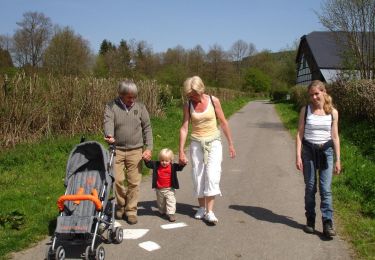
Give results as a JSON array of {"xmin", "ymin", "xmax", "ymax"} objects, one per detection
[
  {"xmin": 138, "ymin": 200, "xmax": 196, "ymax": 218},
  {"xmin": 229, "ymin": 204, "xmax": 304, "ymax": 230}
]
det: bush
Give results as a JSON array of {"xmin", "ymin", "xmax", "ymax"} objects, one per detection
[
  {"xmin": 329, "ymin": 80, "xmax": 375, "ymax": 122},
  {"xmin": 271, "ymin": 87, "xmax": 289, "ymax": 101},
  {"xmin": 158, "ymin": 83, "xmax": 174, "ymax": 108},
  {"xmin": 289, "ymin": 85, "xmax": 308, "ymax": 109}
]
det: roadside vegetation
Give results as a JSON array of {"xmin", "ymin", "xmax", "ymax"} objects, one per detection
[{"xmin": 275, "ymin": 96, "xmax": 375, "ymax": 260}]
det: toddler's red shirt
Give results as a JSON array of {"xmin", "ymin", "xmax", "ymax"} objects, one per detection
[{"xmin": 156, "ymin": 164, "xmax": 172, "ymax": 188}]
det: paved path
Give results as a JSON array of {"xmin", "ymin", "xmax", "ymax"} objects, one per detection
[{"xmin": 12, "ymin": 101, "xmax": 353, "ymax": 260}]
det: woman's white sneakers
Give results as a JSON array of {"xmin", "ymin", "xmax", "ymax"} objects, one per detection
[
  {"xmin": 194, "ymin": 207, "xmax": 206, "ymax": 219},
  {"xmin": 205, "ymin": 211, "xmax": 218, "ymax": 225},
  {"xmin": 194, "ymin": 207, "xmax": 218, "ymax": 225}
]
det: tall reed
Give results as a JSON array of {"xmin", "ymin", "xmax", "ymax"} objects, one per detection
[
  {"xmin": 0, "ymin": 74, "xmax": 166, "ymax": 148},
  {"xmin": 0, "ymin": 73, "xmax": 246, "ymax": 148}
]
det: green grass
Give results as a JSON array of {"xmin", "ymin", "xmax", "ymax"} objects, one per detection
[
  {"xmin": 274, "ymin": 101, "xmax": 375, "ymax": 260},
  {"xmin": 0, "ymin": 96, "xmax": 252, "ymax": 259}
]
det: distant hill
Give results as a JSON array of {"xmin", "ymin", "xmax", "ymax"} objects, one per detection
[{"xmin": 242, "ymin": 50, "xmax": 296, "ymax": 64}]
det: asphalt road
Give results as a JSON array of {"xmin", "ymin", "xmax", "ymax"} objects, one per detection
[{"xmin": 12, "ymin": 100, "xmax": 353, "ymax": 260}]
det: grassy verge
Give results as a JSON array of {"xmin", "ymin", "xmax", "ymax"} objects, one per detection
[
  {"xmin": 0, "ymin": 96, "xmax": 252, "ymax": 259},
  {"xmin": 274, "ymin": 101, "xmax": 375, "ymax": 260}
]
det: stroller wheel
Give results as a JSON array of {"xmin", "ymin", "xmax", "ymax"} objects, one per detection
[
  {"xmin": 96, "ymin": 245, "xmax": 105, "ymax": 260},
  {"xmin": 107, "ymin": 229, "xmax": 113, "ymax": 244},
  {"xmin": 114, "ymin": 227, "xmax": 123, "ymax": 244},
  {"xmin": 44, "ymin": 245, "xmax": 54, "ymax": 260},
  {"xmin": 55, "ymin": 246, "xmax": 65, "ymax": 260},
  {"xmin": 85, "ymin": 246, "xmax": 94, "ymax": 260}
]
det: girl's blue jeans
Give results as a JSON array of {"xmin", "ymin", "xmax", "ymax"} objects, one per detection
[{"xmin": 302, "ymin": 146, "xmax": 334, "ymax": 222}]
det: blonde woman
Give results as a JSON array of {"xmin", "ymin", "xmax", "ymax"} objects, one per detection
[
  {"xmin": 296, "ymin": 80, "xmax": 341, "ymax": 238},
  {"xmin": 179, "ymin": 76, "xmax": 236, "ymax": 225}
]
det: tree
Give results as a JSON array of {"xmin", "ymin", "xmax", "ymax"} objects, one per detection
[
  {"xmin": 244, "ymin": 49, "xmax": 297, "ymax": 92},
  {"xmin": 0, "ymin": 48, "xmax": 13, "ymax": 68},
  {"xmin": 95, "ymin": 39, "xmax": 115, "ymax": 77},
  {"xmin": 116, "ymin": 39, "xmax": 132, "ymax": 75},
  {"xmin": 0, "ymin": 34, "xmax": 13, "ymax": 52},
  {"xmin": 133, "ymin": 40, "xmax": 157, "ymax": 78},
  {"xmin": 156, "ymin": 46, "xmax": 188, "ymax": 86},
  {"xmin": 205, "ymin": 44, "xmax": 230, "ymax": 86},
  {"xmin": 229, "ymin": 40, "xmax": 258, "ymax": 88},
  {"xmin": 156, "ymin": 63, "xmax": 187, "ymax": 87},
  {"xmin": 317, "ymin": 0, "xmax": 375, "ymax": 79},
  {"xmin": 99, "ymin": 39, "xmax": 116, "ymax": 55},
  {"xmin": 93, "ymin": 54, "xmax": 108, "ymax": 78},
  {"xmin": 13, "ymin": 12, "xmax": 53, "ymax": 67},
  {"xmin": 95, "ymin": 39, "xmax": 135, "ymax": 78},
  {"xmin": 230, "ymin": 40, "xmax": 257, "ymax": 72},
  {"xmin": 43, "ymin": 27, "xmax": 91, "ymax": 75},
  {"xmin": 0, "ymin": 35, "xmax": 15, "ymax": 75},
  {"xmin": 163, "ymin": 45, "xmax": 187, "ymax": 66},
  {"xmin": 243, "ymin": 67, "xmax": 271, "ymax": 93},
  {"xmin": 187, "ymin": 45, "xmax": 205, "ymax": 76}
]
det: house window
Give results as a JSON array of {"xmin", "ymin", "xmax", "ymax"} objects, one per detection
[{"xmin": 296, "ymin": 54, "xmax": 312, "ymax": 85}]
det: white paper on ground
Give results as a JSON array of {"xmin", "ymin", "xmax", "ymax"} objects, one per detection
[
  {"xmin": 122, "ymin": 229, "xmax": 149, "ymax": 239},
  {"xmin": 160, "ymin": 222, "xmax": 188, "ymax": 229},
  {"xmin": 138, "ymin": 241, "xmax": 161, "ymax": 251}
]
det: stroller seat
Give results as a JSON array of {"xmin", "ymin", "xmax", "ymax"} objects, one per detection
[{"xmin": 56, "ymin": 168, "xmax": 104, "ymax": 234}]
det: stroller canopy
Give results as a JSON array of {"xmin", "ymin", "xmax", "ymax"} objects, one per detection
[{"xmin": 65, "ymin": 141, "xmax": 113, "ymax": 187}]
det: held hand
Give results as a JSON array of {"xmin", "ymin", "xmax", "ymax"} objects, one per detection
[
  {"xmin": 104, "ymin": 135, "xmax": 115, "ymax": 144},
  {"xmin": 334, "ymin": 161, "xmax": 341, "ymax": 175},
  {"xmin": 142, "ymin": 149, "xmax": 152, "ymax": 161},
  {"xmin": 179, "ymin": 152, "xmax": 188, "ymax": 165},
  {"xmin": 229, "ymin": 145, "xmax": 236, "ymax": 158},
  {"xmin": 296, "ymin": 157, "xmax": 303, "ymax": 171}
]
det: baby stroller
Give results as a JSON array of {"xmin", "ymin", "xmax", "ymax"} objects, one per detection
[{"xmin": 45, "ymin": 141, "xmax": 123, "ymax": 260}]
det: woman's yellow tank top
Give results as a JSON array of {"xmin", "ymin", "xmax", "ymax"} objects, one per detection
[{"xmin": 190, "ymin": 97, "xmax": 220, "ymax": 139}]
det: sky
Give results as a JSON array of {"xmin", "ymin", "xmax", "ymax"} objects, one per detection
[{"xmin": 1, "ymin": 0, "xmax": 326, "ymax": 54}]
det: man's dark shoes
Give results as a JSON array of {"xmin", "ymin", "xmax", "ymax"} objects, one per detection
[
  {"xmin": 323, "ymin": 220, "xmax": 336, "ymax": 238},
  {"xmin": 303, "ymin": 218, "xmax": 315, "ymax": 234},
  {"xmin": 115, "ymin": 207, "xmax": 125, "ymax": 220},
  {"xmin": 127, "ymin": 215, "xmax": 138, "ymax": 225}
]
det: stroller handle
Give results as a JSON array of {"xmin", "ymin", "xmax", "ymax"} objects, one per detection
[
  {"xmin": 108, "ymin": 144, "xmax": 116, "ymax": 168},
  {"xmin": 57, "ymin": 189, "xmax": 102, "ymax": 212},
  {"xmin": 109, "ymin": 144, "xmax": 116, "ymax": 152}
]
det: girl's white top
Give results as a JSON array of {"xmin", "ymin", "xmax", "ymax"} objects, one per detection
[{"xmin": 304, "ymin": 105, "xmax": 332, "ymax": 144}]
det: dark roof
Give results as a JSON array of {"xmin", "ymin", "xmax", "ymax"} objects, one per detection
[{"xmin": 297, "ymin": 31, "xmax": 349, "ymax": 69}]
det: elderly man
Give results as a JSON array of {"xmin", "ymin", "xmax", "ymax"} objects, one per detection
[{"xmin": 104, "ymin": 80, "xmax": 153, "ymax": 224}]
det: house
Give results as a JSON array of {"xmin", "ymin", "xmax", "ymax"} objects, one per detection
[{"xmin": 295, "ymin": 31, "xmax": 350, "ymax": 85}]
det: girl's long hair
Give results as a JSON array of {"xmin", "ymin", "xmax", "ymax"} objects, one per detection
[{"xmin": 307, "ymin": 80, "xmax": 334, "ymax": 114}]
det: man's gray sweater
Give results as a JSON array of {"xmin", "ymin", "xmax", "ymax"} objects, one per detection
[{"xmin": 104, "ymin": 97, "xmax": 153, "ymax": 151}]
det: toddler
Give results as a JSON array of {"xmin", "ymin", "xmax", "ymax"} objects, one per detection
[{"xmin": 144, "ymin": 148, "xmax": 185, "ymax": 222}]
